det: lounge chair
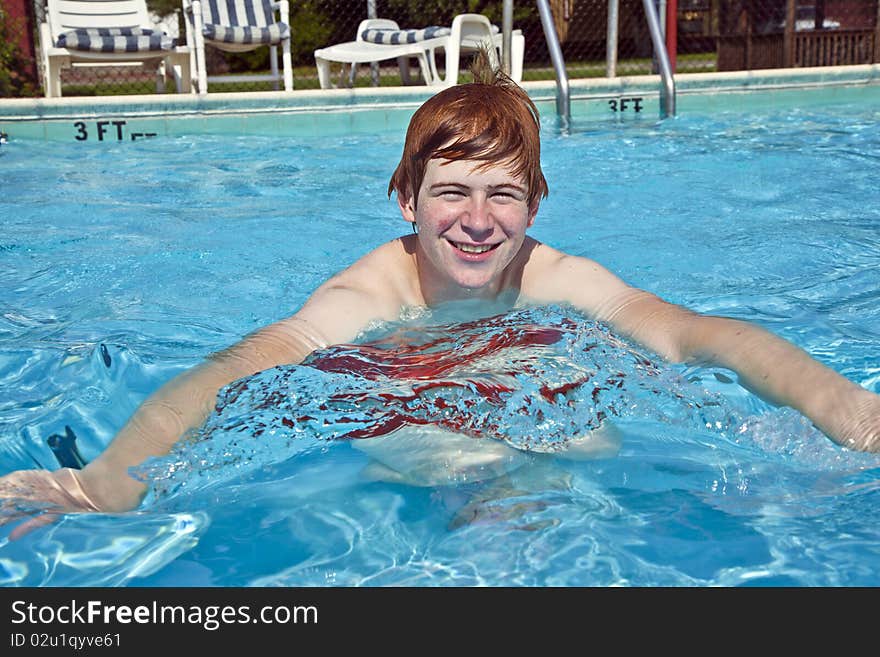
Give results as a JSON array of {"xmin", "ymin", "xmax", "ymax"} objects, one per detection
[
  {"xmin": 39, "ymin": 0, "xmax": 192, "ymax": 98},
  {"xmin": 182, "ymin": 0, "xmax": 293, "ymax": 94},
  {"xmin": 313, "ymin": 13, "xmax": 524, "ymax": 89}
]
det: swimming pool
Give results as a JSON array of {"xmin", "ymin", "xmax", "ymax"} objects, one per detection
[{"xmin": 1, "ymin": 85, "xmax": 879, "ymax": 586}]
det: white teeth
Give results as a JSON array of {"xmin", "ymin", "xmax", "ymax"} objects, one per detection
[{"xmin": 455, "ymin": 242, "xmax": 493, "ymax": 253}]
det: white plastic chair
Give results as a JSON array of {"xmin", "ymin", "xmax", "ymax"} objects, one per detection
[
  {"xmin": 183, "ymin": 0, "xmax": 293, "ymax": 94},
  {"xmin": 313, "ymin": 14, "xmax": 524, "ymax": 89},
  {"xmin": 39, "ymin": 0, "xmax": 192, "ymax": 98}
]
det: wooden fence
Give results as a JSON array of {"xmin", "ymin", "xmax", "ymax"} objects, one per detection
[
  {"xmin": 793, "ymin": 29, "xmax": 876, "ymax": 67},
  {"xmin": 718, "ymin": 28, "xmax": 877, "ymax": 70}
]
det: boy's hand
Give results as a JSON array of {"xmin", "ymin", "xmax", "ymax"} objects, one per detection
[{"xmin": 0, "ymin": 467, "xmax": 101, "ymax": 540}]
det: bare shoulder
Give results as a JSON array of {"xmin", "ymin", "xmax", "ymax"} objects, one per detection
[
  {"xmin": 520, "ymin": 240, "xmax": 632, "ymax": 315},
  {"xmin": 520, "ymin": 240, "xmax": 699, "ymax": 360},
  {"xmin": 324, "ymin": 236, "xmax": 418, "ymax": 301},
  {"xmin": 293, "ymin": 237, "xmax": 418, "ymax": 345}
]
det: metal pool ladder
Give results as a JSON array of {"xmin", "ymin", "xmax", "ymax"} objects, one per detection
[{"xmin": 529, "ymin": 0, "xmax": 677, "ymax": 126}]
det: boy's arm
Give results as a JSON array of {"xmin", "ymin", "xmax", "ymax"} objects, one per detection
[
  {"xmin": 0, "ymin": 317, "xmax": 326, "ymax": 537},
  {"xmin": 1, "ymin": 265, "xmax": 401, "ymax": 534},
  {"xmin": 534, "ymin": 253, "xmax": 880, "ymax": 451},
  {"xmin": 81, "ymin": 314, "xmax": 330, "ymax": 512}
]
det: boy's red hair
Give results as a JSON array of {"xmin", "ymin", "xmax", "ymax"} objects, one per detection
[{"xmin": 388, "ymin": 58, "xmax": 548, "ymax": 209}]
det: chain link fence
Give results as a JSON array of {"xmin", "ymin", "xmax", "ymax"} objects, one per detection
[{"xmin": 3, "ymin": 0, "xmax": 879, "ymax": 97}]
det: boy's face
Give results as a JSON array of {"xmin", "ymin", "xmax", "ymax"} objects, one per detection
[{"xmin": 399, "ymin": 157, "xmax": 538, "ymax": 298}]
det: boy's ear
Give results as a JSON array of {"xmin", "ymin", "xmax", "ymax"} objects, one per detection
[
  {"xmin": 397, "ymin": 191, "xmax": 416, "ymax": 224},
  {"xmin": 527, "ymin": 199, "xmax": 539, "ymax": 227}
]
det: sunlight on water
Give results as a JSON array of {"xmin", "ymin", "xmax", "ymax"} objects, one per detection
[
  {"xmin": 0, "ymin": 512, "xmax": 208, "ymax": 586},
  {"xmin": 1, "ymin": 96, "xmax": 879, "ymax": 586}
]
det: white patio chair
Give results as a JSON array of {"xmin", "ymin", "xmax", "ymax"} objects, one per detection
[
  {"xmin": 313, "ymin": 13, "xmax": 524, "ymax": 90},
  {"xmin": 183, "ymin": 0, "xmax": 293, "ymax": 94},
  {"xmin": 39, "ymin": 0, "xmax": 192, "ymax": 98}
]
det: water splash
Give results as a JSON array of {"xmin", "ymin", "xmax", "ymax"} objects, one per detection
[{"xmin": 135, "ymin": 306, "xmax": 757, "ymax": 499}]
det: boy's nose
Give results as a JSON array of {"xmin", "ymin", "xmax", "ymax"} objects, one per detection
[{"xmin": 459, "ymin": 198, "xmax": 492, "ymax": 236}]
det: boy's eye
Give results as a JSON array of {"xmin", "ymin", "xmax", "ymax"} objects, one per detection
[{"xmin": 439, "ymin": 189, "xmax": 465, "ymax": 199}]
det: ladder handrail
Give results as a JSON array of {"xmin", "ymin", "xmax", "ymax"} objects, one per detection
[
  {"xmin": 535, "ymin": 0, "xmax": 571, "ymax": 128},
  {"xmin": 641, "ymin": 0, "xmax": 677, "ymax": 117},
  {"xmin": 502, "ymin": 0, "xmax": 514, "ymax": 76},
  {"xmin": 532, "ymin": 0, "xmax": 676, "ymax": 122}
]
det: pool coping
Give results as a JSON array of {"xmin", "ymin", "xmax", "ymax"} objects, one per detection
[{"xmin": 1, "ymin": 64, "xmax": 878, "ymax": 141}]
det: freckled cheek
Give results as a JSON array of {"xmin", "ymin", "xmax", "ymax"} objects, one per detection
[
  {"xmin": 494, "ymin": 210, "xmax": 532, "ymax": 235},
  {"xmin": 418, "ymin": 204, "xmax": 459, "ymax": 234}
]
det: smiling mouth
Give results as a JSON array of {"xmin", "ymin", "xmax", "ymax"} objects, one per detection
[{"xmin": 450, "ymin": 240, "xmax": 500, "ymax": 254}]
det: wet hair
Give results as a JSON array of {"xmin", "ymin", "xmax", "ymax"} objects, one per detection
[{"xmin": 388, "ymin": 48, "xmax": 548, "ymax": 209}]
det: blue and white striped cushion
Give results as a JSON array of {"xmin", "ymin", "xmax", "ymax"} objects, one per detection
[
  {"xmin": 56, "ymin": 28, "xmax": 176, "ymax": 52},
  {"xmin": 360, "ymin": 26, "xmax": 451, "ymax": 45},
  {"xmin": 199, "ymin": 0, "xmax": 288, "ymax": 44},
  {"xmin": 203, "ymin": 22, "xmax": 289, "ymax": 44}
]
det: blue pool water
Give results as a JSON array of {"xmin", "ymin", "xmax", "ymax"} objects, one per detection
[{"xmin": 1, "ymin": 91, "xmax": 879, "ymax": 586}]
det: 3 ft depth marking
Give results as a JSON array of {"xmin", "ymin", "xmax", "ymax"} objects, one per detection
[
  {"xmin": 608, "ymin": 97, "xmax": 644, "ymax": 113},
  {"xmin": 73, "ymin": 121, "xmax": 157, "ymax": 141}
]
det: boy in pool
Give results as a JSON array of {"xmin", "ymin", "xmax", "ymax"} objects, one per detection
[{"xmin": 1, "ymin": 54, "xmax": 878, "ymax": 536}]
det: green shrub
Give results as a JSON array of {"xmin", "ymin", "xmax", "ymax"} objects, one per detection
[
  {"xmin": 383, "ymin": 0, "xmax": 534, "ymax": 28},
  {"xmin": 290, "ymin": 1, "xmax": 333, "ymax": 65}
]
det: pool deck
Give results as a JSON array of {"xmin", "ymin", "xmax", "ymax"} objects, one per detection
[{"xmin": 1, "ymin": 64, "xmax": 879, "ymax": 142}]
